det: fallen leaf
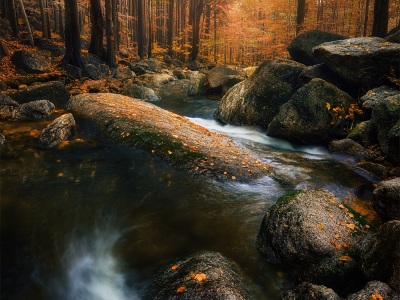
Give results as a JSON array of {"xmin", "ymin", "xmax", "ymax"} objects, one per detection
[
  {"xmin": 338, "ymin": 204, "xmax": 345, "ymax": 209},
  {"xmin": 346, "ymin": 223, "xmax": 355, "ymax": 230},
  {"xmin": 223, "ymin": 171, "xmax": 228, "ymax": 175},
  {"xmin": 331, "ymin": 241, "xmax": 341, "ymax": 250},
  {"xmin": 171, "ymin": 265, "xmax": 179, "ymax": 270},
  {"xmin": 168, "ymin": 151, "xmax": 173, "ymax": 155},
  {"xmin": 348, "ymin": 213, "xmax": 354, "ymax": 218},
  {"xmin": 343, "ymin": 242, "xmax": 349, "ymax": 248},
  {"xmin": 317, "ymin": 224, "xmax": 325, "ymax": 230},
  {"xmin": 231, "ymin": 176, "xmax": 236, "ymax": 180},
  {"xmin": 193, "ymin": 273, "xmax": 207, "ymax": 282},
  {"xmin": 329, "ymin": 214, "xmax": 334, "ymax": 218},
  {"xmin": 176, "ymin": 286, "xmax": 186, "ymax": 293},
  {"xmin": 338, "ymin": 256, "xmax": 353, "ymax": 261},
  {"xmin": 365, "ymin": 224, "xmax": 370, "ymax": 229},
  {"xmin": 326, "ymin": 103, "xmax": 331, "ymax": 110},
  {"xmin": 374, "ymin": 294, "xmax": 383, "ymax": 300},
  {"xmin": 57, "ymin": 173, "xmax": 64, "ymax": 177}
]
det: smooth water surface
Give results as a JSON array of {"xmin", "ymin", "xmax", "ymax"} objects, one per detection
[{"xmin": 1, "ymin": 81, "xmax": 374, "ymax": 300}]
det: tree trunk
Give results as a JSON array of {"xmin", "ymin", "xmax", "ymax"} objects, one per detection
[
  {"xmin": 58, "ymin": 0, "xmax": 64, "ymax": 38},
  {"xmin": 148, "ymin": 0, "xmax": 152, "ymax": 58},
  {"xmin": 371, "ymin": 0, "xmax": 389, "ymax": 37},
  {"xmin": 363, "ymin": 0, "xmax": 370, "ymax": 36},
  {"xmin": 296, "ymin": 0, "xmax": 305, "ymax": 35},
  {"xmin": 105, "ymin": 0, "xmax": 116, "ymax": 67},
  {"xmin": 89, "ymin": 0, "xmax": 104, "ymax": 59},
  {"xmin": 6, "ymin": 0, "xmax": 19, "ymax": 37},
  {"xmin": 167, "ymin": 0, "xmax": 175, "ymax": 56},
  {"xmin": 16, "ymin": 0, "xmax": 34, "ymax": 46},
  {"xmin": 39, "ymin": 0, "xmax": 50, "ymax": 38},
  {"xmin": 190, "ymin": 0, "xmax": 204, "ymax": 61},
  {"xmin": 64, "ymin": 0, "xmax": 83, "ymax": 67},
  {"xmin": 213, "ymin": 0, "xmax": 216, "ymax": 62},
  {"xmin": 137, "ymin": 0, "xmax": 146, "ymax": 59},
  {"xmin": 113, "ymin": 0, "xmax": 120, "ymax": 52}
]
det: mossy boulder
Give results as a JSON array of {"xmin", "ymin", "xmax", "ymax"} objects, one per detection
[
  {"xmin": 267, "ymin": 79, "xmax": 355, "ymax": 144},
  {"xmin": 313, "ymin": 37, "xmax": 400, "ymax": 88},
  {"xmin": 357, "ymin": 221, "xmax": 400, "ymax": 291},
  {"xmin": 361, "ymin": 86, "xmax": 399, "ymax": 114},
  {"xmin": 372, "ymin": 178, "xmax": 400, "ymax": 222},
  {"xmin": 187, "ymin": 71, "xmax": 209, "ymax": 96},
  {"xmin": 329, "ymin": 138, "xmax": 374, "ymax": 160},
  {"xmin": 144, "ymin": 251, "xmax": 252, "ymax": 300},
  {"xmin": 288, "ymin": 30, "xmax": 347, "ymax": 66},
  {"xmin": 371, "ymin": 94, "xmax": 400, "ymax": 155},
  {"xmin": 347, "ymin": 121, "xmax": 377, "ymax": 148},
  {"xmin": 67, "ymin": 93, "xmax": 271, "ymax": 181},
  {"xmin": 214, "ymin": 59, "xmax": 305, "ymax": 129}
]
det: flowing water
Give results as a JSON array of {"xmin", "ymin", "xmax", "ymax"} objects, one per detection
[{"xmin": 1, "ymin": 80, "xmax": 376, "ymax": 300}]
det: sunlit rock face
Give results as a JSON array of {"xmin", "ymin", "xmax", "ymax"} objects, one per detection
[
  {"xmin": 214, "ymin": 59, "xmax": 305, "ymax": 129},
  {"xmin": 313, "ymin": 37, "xmax": 400, "ymax": 88}
]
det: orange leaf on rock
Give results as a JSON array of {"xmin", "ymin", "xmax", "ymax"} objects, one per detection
[
  {"xmin": 171, "ymin": 265, "xmax": 179, "ymax": 270},
  {"xmin": 375, "ymin": 294, "xmax": 383, "ymax": 300},
  {"xmin": 193, "ymin": 273, "xmax": 207, "ymax": 282},
  {"xmin": 176, "ymin": 286, "xmax": 186, "ymax": 293},
  {"xmin": 339, "ymin": 256, "xmax": 353, "ymax": 261},
  {"xmin": 346, "ymin": 223, "xmax": 355, "ymax": 230}
]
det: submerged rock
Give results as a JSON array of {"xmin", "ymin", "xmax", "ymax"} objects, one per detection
[
  {"xmin": 67, "ymin": 93, "xmax": 271, "ymax": 181},
  {"xmin": 144, "ymin": 251, "xmax": 252, "ymax": 300},
  {"xmin": 288, "ymin": 30, "xmax": 347, "ymax": 66},
  {"xmin": 313, "ymin": 37, "xmax": 400, "ymax": 88},
  {"xmin": 282, "ymin": 282, "xmax": 341, "ymax": 300},
  {"xmin": 214, "ymin": 59, "xmax": 305, "ymax": 129},
  {"xmin": 11, "ymin": 50, "xmax": 52, "ymax": 74},
  {"xmin": 14, "ymin": 100, "xmax": 55, "ymax": 120},
  {"xmin": 5, "ymin": 81, "xmax": 70, "ymax": 108},
  {"xmin": 357, "ymin": 221, "xmax": 400, "ymax": 291},
  {"xmin": 256, "ymin": 189, "xmax": 367, "ymax": 267},
  {"xmin": 346, "ymin": 281, "xmax": 397, "ymax": 300},
  {"xmin": 372, "ymin": 178, "xmax": 400, "ymax": 222},
  {"xmin": 39, "ymin": 113, "xmax": 76, "ymax": 148},
  {"xmin": 122, "ymin": 84, "xmax": 159, "ymax": 101},
  {"xmin": 267, "ymin": 79, "xmax": 355, "ymax": 144}
]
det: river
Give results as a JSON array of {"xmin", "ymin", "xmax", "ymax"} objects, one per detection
[{"xmin": 0, "ymin": 80, "xmax": 376, "ymax": 300}]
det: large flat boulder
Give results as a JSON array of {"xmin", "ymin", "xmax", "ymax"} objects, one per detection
[
  {"xmin": 288, "ymin": 30, "xmax": 347, "ymax": 66},
  {"xmin": 67, "ymin": 93, "xmax": 271, "ymax": 181},
  {"xmin": 313, "ymin": 37, "xmax": 400, "ymax": 88},
  {"xmin": 144, "ymin": 251, "xmax": 252, "ymax": 300},
  {"xmin": 214, "ymin": 59, "xmax": 305, "ymax": 129},
  {"xmin": 267, "ymin": 79, "xmax": 355, "ymax": 144}
]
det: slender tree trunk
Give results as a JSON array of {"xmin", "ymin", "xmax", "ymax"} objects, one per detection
[
  {"xmin": 113, "ymin": 0, "xmax": 120, "ymax": 51},
  {"xmin": 372, "ymin": 0, "xmax": 389, "ymax": 37},
  {"xmin": 190, "ymin": 0, "xmax": 204, "ymax": 61},
  {"xmin": 64, "ymin": 0, "xmax": 83, "ymax": 67},
  {"xmin": 148, "ymin": 0, "xmax": 152, "ymax": 58},
  {"xmin": 16, "ymin": 0, "xmax": 34, "ymax": 46},
  {"xmin": 39, "ymin": 0, "xmax": 50, "ymax": 38},
  {"xmin": 58, "ymin": 0, "xmax": 64, "ymax": 38},
  {"xmin": 105, "ymin": 0, "xmax": 116, "ymax": 67},
  {"xmin": 296, "ymin": 0, "xmax": 305, "ymax": 35},
  {"xmin": 89, "ymin": 0, "xmax": 104, "ymax": 59},
  {"xmin": 213, "ymin": 0, "xmax": 216, "ymax": 62},
  {"xmin": 363, "ymin": 0, "xmax": 371, "ymax": 36},
  {"xmin": 7, "ymin": 0, "xmax": 19, "ymax": 37},
  {"xmin": 167, "ymin": 0, "xmax": 175, "ymax": 56},
  {"xmin": 137, "ymin": 0, "xmax": 146, "ymax": 59}
]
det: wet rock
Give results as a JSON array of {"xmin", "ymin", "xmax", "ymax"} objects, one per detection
[
  {"xmin": 0, "ymin": 94, "xmax": 20, "ymax": 119},
  {"xmin": 299, "ymin": 64, "xmax": 354, "ymax": 96},
  {"xmin": 388, "ymin": 120, "xmax": 400, "ymax": 166},
  {"xmin": 329, "ymin": 138, "xmax": 373, "ymax": 160},
  {"xmin": 371, "ymin": 94, "xmax": 400, "ymax": 155},
  {"xmin": 65, "ymin": 64, "xmax": 82, "ymax": 79},
  {"xmin": 140, "ymin": 73, "xmax": 175, "ymax": 86},
  {"xmin": 346, "ymin": 281, "xmax": 397, "ymax": 300},
  {"xmin": 113, "ymin": 66, "xmax": 134, "ymax": 80},
  {"xmin": 282, "ymin": 282, "xmax": 341, "ymax": 300},
  {"xmin": 256, "ymin": 189, "xmax": 367, "ymax": 266},
  {"xmin": 188, "ymin": 72, "xmax": 209, "ymax": 96},
  {"xmin": 267, "ymin": 79, "xmax": 355, "ymax": 144},
  {"xmin": 39, "ymin": 113, "xmax": 76, "ymax": 148},
  {"xmin": 146, "ymin": 58, "xmax": 162, "ymax": 72},
  {"xmin": 215, "ymin": 59, "xmax": 305, "ymax": 129},
  {"xmin": 11, "ymin": 50, "xmax": 52, "ymax": 74},
  {"xmin": 357, "ymin": 162, "xmax": 389, "ymax": 180},
  {"xmin": 122, "ymin": 84, "xmax": 159, "ymax": 101},
  {"xmin": 14, "ymin": 100, "xmax": 55, "ymax": 120},
  {"xmin": 357, "ymin": 221, "xmax": 400, "ymax": 291},
  {"xmin": 67, "ymin": 93, "xmax": 271, "ymax": 181},
  {"xmin": 207, "ymin": 65, "xmax": 241, "ymax": 89},
  {"xmin": 6, "ymin": 81, "xmax": 70, "ymax": 108},
  {"xmin": 313, "ymin": 37, "xmax": 400, "ymax": 88},
  {"xmin": 347, "ymin": 121, "xmax": 377, "ymax": 148},
  {"xmin": 361, "ymin": 86, "xmax": 399, "ymax": 113},
  {"xmin": 288, "ymin": 30, "xmax": 347, "ymax": 66},
  {"xmin": 372, "ymin": 178, "xmax": 400, "ymax": 222},
  {"xmin": 173, "ymin": 68, "xmax": 186, "ymax": 80},
  {"xmin": 144, "ymin": 251, "xmax": 252, "ymax": 300},
  {"xmin": 132, "ymin": 65, "xmax": 146, "ymax": 75}
]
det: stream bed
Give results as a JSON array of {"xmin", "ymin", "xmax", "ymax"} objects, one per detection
[{"xmin": 1, "ymin": 81, "xmax": 377, "ymax": 300}]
